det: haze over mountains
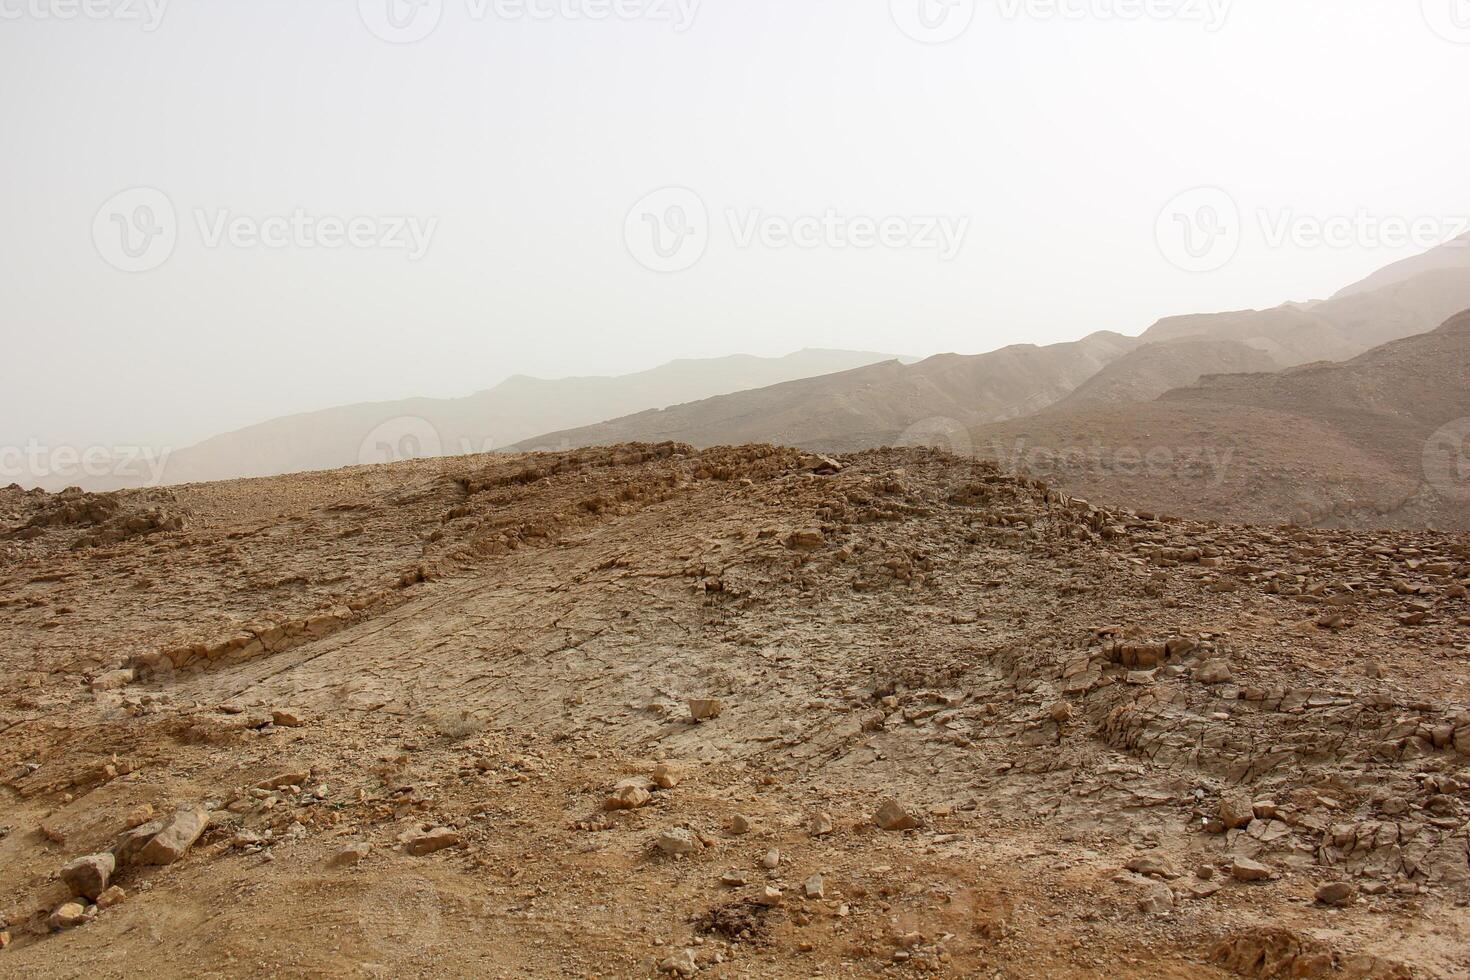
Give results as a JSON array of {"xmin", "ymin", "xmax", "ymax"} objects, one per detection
[
  {"xmin": 976, "ymin": 309, "xmax": 1470, "ymax": 529},
  {"xmin": 517, "ymin": 238, "xmax": 1470, "ymax": 456},
  {"xmin": 90, "ymin": 349, "xmax": 906, "ymax": 490}
]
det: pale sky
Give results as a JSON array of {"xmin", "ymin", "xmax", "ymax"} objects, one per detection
[{"xmin": 2, "ymin": 0, "xmax": 1468, "ymax": 453}]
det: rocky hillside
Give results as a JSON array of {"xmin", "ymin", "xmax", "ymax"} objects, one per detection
[
  {"xmin": 0, "ymin": 445, "xmax": 1466, "ymax": 976},
  {"xmin": 1047, "ymin": 339, "xmax": 1281, "ymax": 409},
  {"xmin": 515, "ymin": 332, "xmax": 1139, "ymax": 453},
  {"xmin": 973, "ymin": 311, "xmax": 1470, "ymax": 528}
]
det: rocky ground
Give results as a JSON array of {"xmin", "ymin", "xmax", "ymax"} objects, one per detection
[{"xmin": 0, "ymin": 444, "xmax": 1467, "ymax": 978}]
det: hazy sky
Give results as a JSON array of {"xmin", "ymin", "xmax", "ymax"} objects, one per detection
[{"xmin": 3, "ymin": 0, "xmax": 1468, "ymax": 453}]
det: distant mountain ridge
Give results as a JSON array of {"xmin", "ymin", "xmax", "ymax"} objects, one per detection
[
  {"xmin": 513, "ymin": 237, "xmax": 1470, "ymax": 457},
  {"xmin": 971, "ymin": 310, "xmax": 1470, "ymax": 527},
  {"xmin": 81, "ymin": 349, "xmax": 908, "ymax": 490}
]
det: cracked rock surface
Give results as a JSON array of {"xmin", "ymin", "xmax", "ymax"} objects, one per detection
[{"xmin": 0, "ymin": 444, "xmax": 1467, "ymax": 977}]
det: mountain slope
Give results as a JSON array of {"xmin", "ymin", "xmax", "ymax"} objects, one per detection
[
  {"xmin": 1331, "ymin": 231, "xmax": 1470, "ymax": 299},
  {"xmin": 1047, "ymin": 338, "xmax": 1280, "ymax": 410},
  {"xmin": 118, "ymin": 349, "xmax": 903, "ymax": 490},
  {"xmin": 971, "ymin": 310, "xmax": 1470, "ymax": 527},
  {"xmin": 518, "ymin": 248, "xmax": 1470, "ymax": 458},
  {"xmin": 1138, "ymin": 266, "xmax": 1470, "ymax": 364},
  {"xmin": 513, "ymin": 332, "xmax": 1138, "ymax": 453}
]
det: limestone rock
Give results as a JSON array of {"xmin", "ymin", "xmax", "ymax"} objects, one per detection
[
  {"xmin": 60, "ymin": 852, "xmax": 114, "ymax": 901},
  {"xmin": 331, "ymin": 842, "xmax": 372, "ymax": 867},
  {"xmin": 687, "ymin": 699, "xmax": 724, "ymax": 722},
  {"xmin": 96, "ymin": 886, "xmax": 127, "ymax": 909},
  {"xmin": 1219, "ymin": 792, "xmax": 1255, "ymax": 830},
  {"xmin": 656, "ymin": 828, "xmax": 699, "ymax": 856},
  {"xmin": 403, "ymin": 827, "xmax": 460, "ymax": 856},
  {"xmin": 873, "ymin": 798, "xmax": 921, "ymax": 831},
  {"xmin": 651, "ymin": 763, "xmax": 680, "ymax": 789},
  {"xmin": 659, "ymin": 949, "xmax": 698, "ymax": 976},
  {"xmin": 1230, "ymin": 857, "xmax": 1272, "ymax": 882},
  {"xmin": 136, "ymin": 806, "xmax": 210, "ymax": 866},
  {"xmin": 48, "ymin": 902, "xmax": 90, "ymax": 931}
]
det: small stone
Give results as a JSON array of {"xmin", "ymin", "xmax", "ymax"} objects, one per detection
[
  {"xmin": 271, "ymin": 709, "xmax": 305, "ymax": 728},
  {"xmin": 60, "ymin": 852, "xmax": 114, "ymax": 901},
  {"xmin": 331, "ymin": 842, "xmax": 372, "ymax": 867},
  {"xmin": 659, "ymin": 948, "xmax": 698, "ymax": 977},
  {"xmin": 123, "ymin": 804, "xmax": 154, "ymax": 829},
  {"xmin": 1194, "ymin": 661, "xmax": 1233, "ymax": 685},
  {"xmin": 728, "ymin": 814, "xmax": 751, "ymax": 835},
  {"xmin": 96, "ymin": 886, "xmax": 126, "ymax": 909},
  {"xmin": 687, "ymin": 699, "xmax": 724, "ymax": 722},
  {"xmin": 651, "ymin": 764, "xmax": 680, "ymax": 789},
  {"xmin": 48, "ymin": 902, "xmax": 90, "ymax": 931},
  {"xmin": 1048, "ymin": 701, "xmax": 1074, "ymax": 723},
  {"xmin": 1196, "ymin": 864, "xmax": 1216, "ymax": 881},
  {"xmin": 0, "ymin": 930, "xmax": 9, "ymax": 949},
  {"xmin": 257, "ymin": 771, "xmax": 311, "ymax": 791},
  {"xmin": 804, "ymin": 874, "xmax": 826, "ymax": 899},
  {"xmin": 1315, "ymin": 881, "xmax": 1355, "ymax": 906},
  {"xmin": 873, "ymin": 798, "xmax": 921, "ymax": 831},
  {"xmin": 136, "ymin": 806, "xmax": 210, "ymax": 866},
  {"xmin": 755, "ymin": 885, "xmax": 783, "ymax": 907},
  {"xmin": 1125, "ymin": 853, "xmax": 1177, "ymax": 879},
  {"xmin": 809, "ymin": 811, "xmax": 834, "ymax": 837},
  {"xmin": 605, "ymin": 783, "xmax": 652, "ymax": 811},
  {"xmin": 656, "ymin": 828, "xmax": 699, "ymax": 857},
  {"xmin": 1219, "ymin": 792, "xmax": 1254, "ymax": 830},
  {"xmin": 402, "ymin": 827, "xmax": 460, "ymax": 856},
  {"xmin": 1186, "ymin": 881, "xmax": 1222, "ymax": 900},
  {"xmin": 760, "ymin": 848, "xmax": 781, "ymax": 870},
  {"xmin": 1230, "ymin": 857, "xmax": 1272, "ymax": 882},
  {"xmin": 720, "ymin": 870, "xmax": 749, "ymax": 887},
  {"xmin": 1136, "ymin": 880, "xmax": 1173, "ymax": 915},
  {"xmin": 1251, "ymin": 800, "xmax": 1278, "ymax": 820}
]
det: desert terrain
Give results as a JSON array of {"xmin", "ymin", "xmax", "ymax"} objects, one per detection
[{"xmin": 1, "ymin": 443, "xmax": 1467, "ymax": 977}]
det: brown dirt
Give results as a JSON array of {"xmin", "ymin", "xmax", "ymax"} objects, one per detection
[{"xmin": 1, "ymin": 444, "xmax": 1467, "ymax": 978}]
